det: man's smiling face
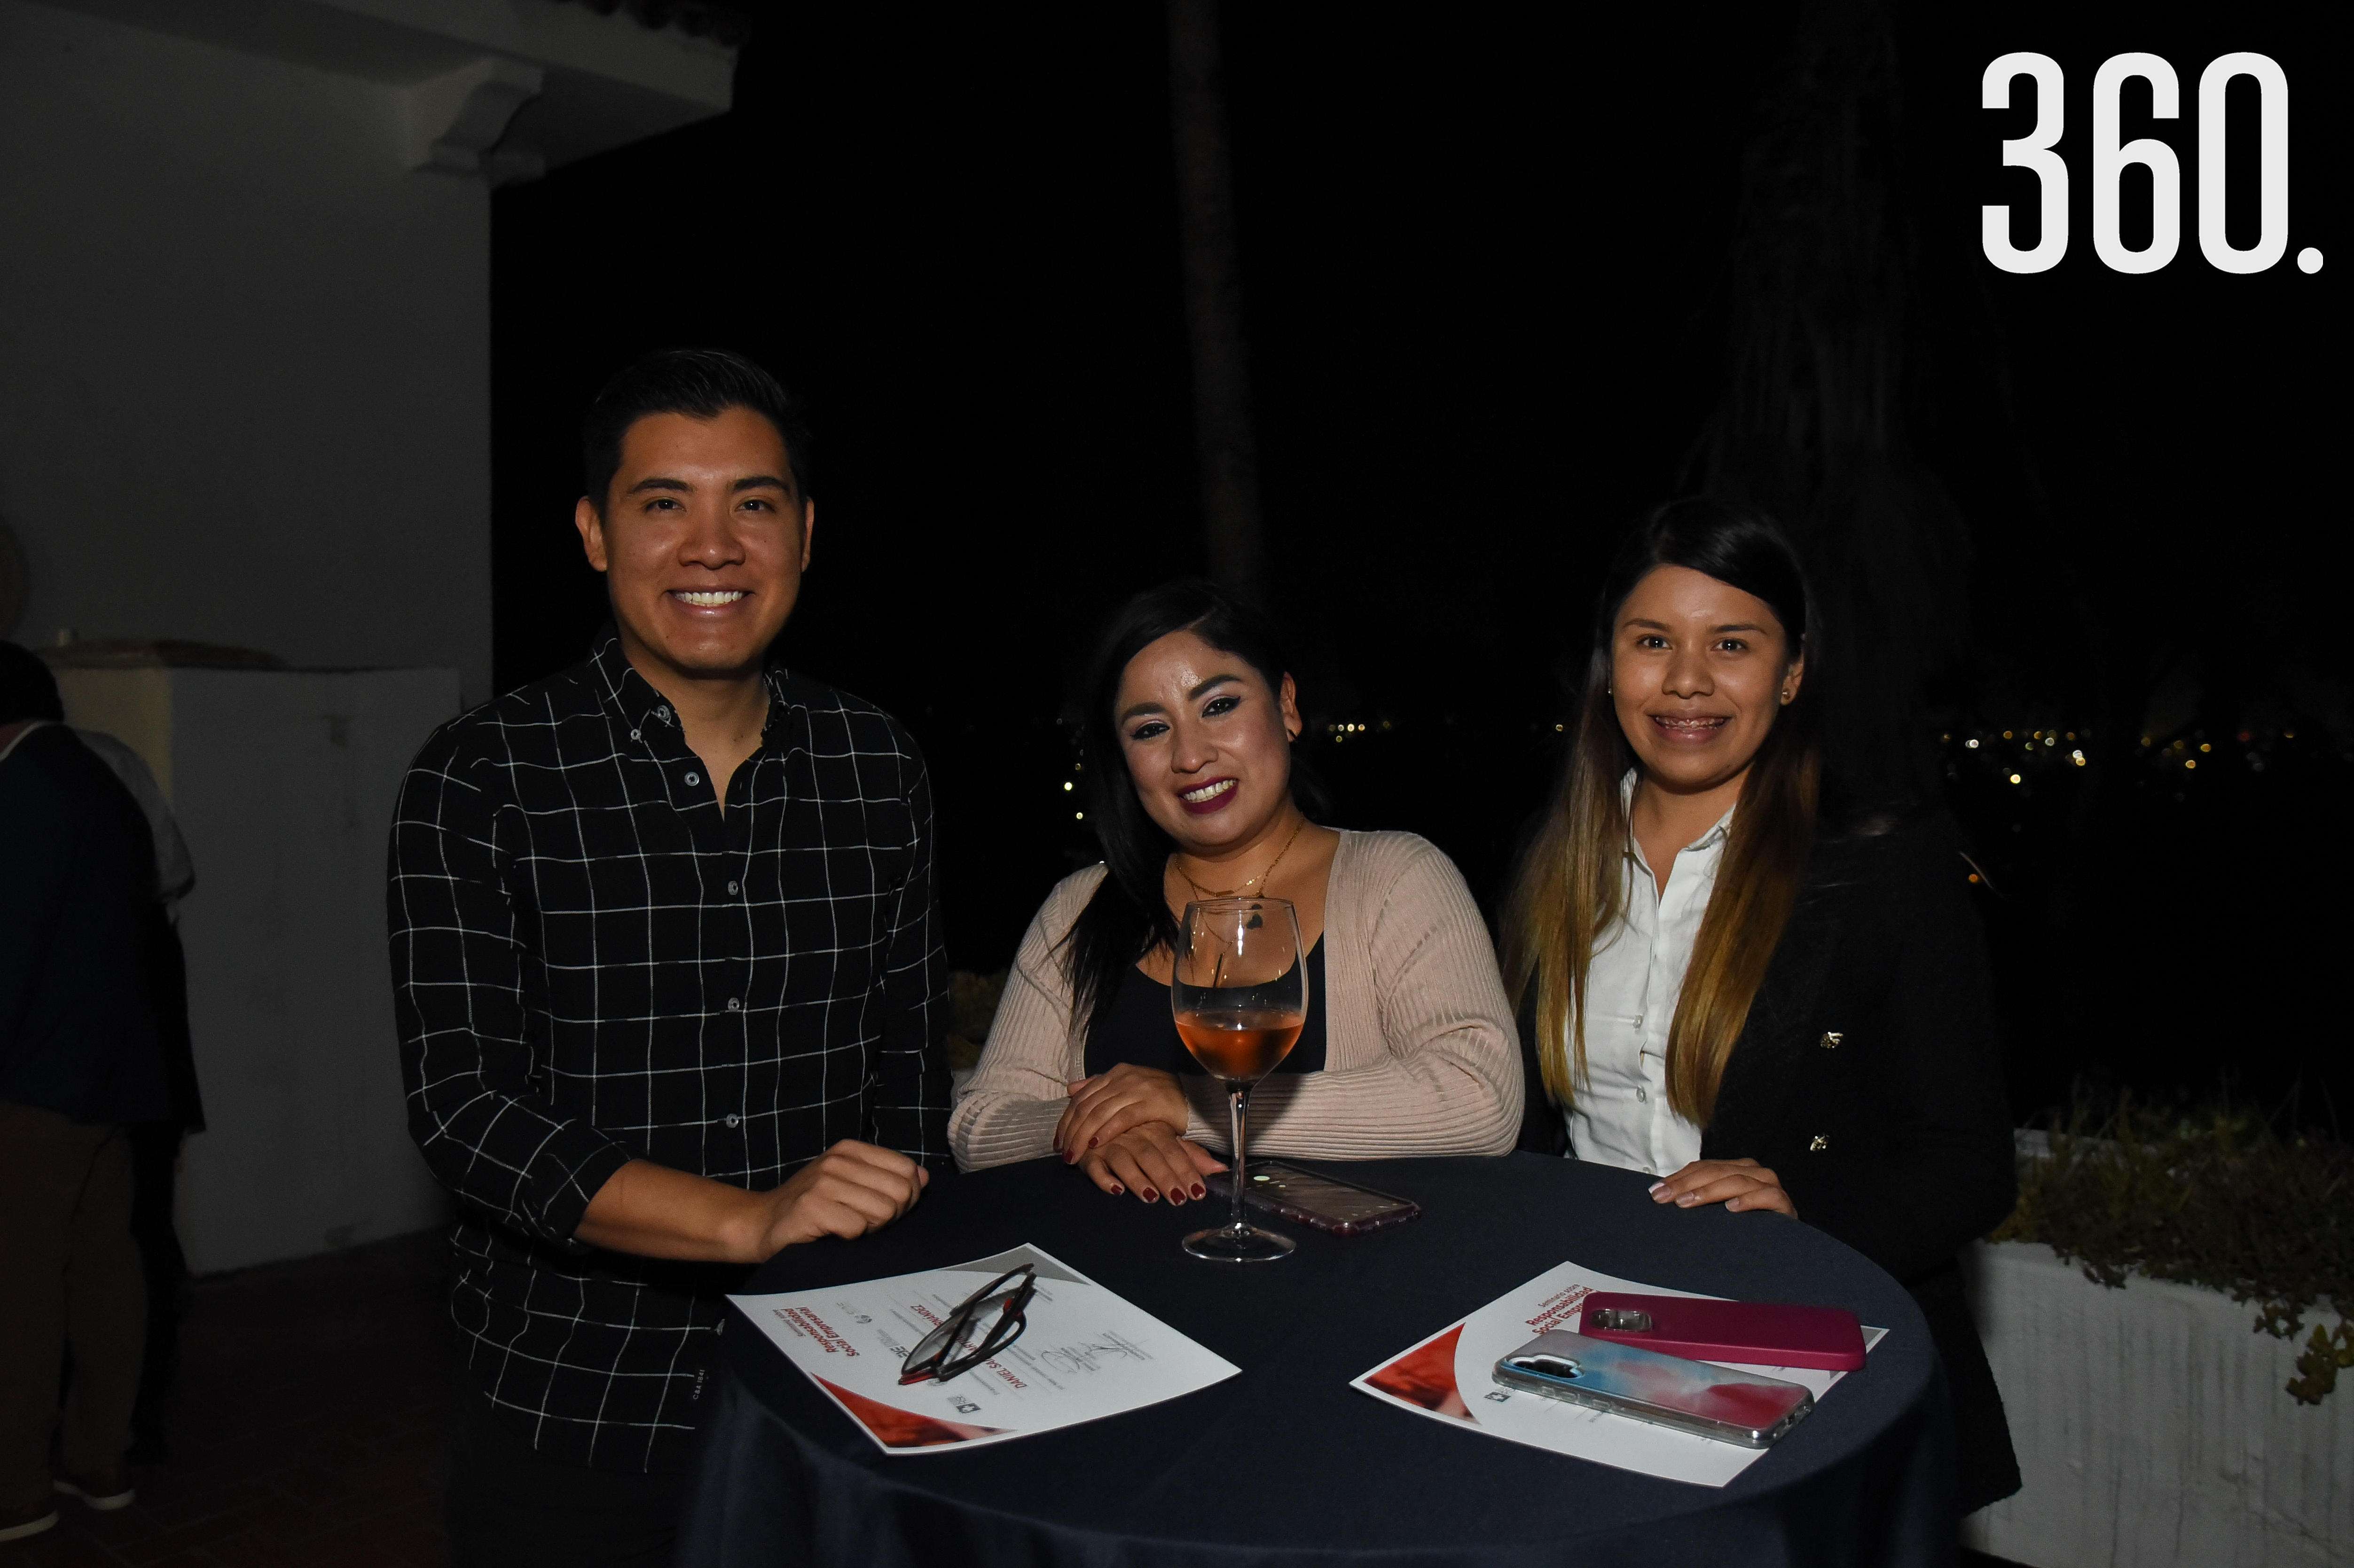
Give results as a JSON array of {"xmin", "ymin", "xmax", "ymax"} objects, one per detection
[{"xmin": 573, "ymin": 405, "xmax": 813, "ymax": 685}]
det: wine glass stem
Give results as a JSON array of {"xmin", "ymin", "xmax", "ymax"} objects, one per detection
[{"xmin": 1227, "ymin": 1085, "xmax": 1250, "ymax": 1237}]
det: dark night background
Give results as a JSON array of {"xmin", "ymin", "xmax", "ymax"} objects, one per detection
[{"xmin": 490, "ymin": 4, "xmax": 2344, "ymax": 1132}]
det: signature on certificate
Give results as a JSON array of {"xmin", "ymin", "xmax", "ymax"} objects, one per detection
[{"xmin": 1038, "ymin": 1330, "xmax": 1153, "ymax": 1376}]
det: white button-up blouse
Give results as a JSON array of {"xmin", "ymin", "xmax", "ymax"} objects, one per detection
[{"xmin": 1563, "ymin": 788, "xmax": 1734, "ymax": 1177}]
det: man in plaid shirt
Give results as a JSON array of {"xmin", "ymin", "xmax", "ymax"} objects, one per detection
[{"xmin": 388, "ymin": 350, "xmax": 948, "ymax": 1567}]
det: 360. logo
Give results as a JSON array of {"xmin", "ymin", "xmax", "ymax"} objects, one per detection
[{"xmin": 1981, "ymin": 52, "xmax": 2320, "ymax": 277}]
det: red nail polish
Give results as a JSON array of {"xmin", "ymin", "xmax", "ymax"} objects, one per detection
[
  {"xmin": 1192, "ymin": 1184, "xmax": 1207, "ymax": 1199},
  {"xmin": 1141, "ymin": 1189, "xmax": 1158, "ymax": 1203},
  {"xmin": 1087, "ymin": 1136, "xmax": 1098, "ymax": 1149},
  {"xmin": 1109, "ymin": 1184, "xmax": 1124, "ymax": 1196}
]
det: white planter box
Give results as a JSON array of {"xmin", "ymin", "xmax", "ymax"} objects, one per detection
[{"xmin": 1962, "ymin": 1239, "xmax": 2352, "ymax": 1568}]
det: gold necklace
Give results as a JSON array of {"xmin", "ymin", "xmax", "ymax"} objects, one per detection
[{"xmin": 1176, "ymin": 815, "xmax": 1309, "ymax": 902}]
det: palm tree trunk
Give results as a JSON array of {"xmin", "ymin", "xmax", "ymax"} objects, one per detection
[{"xmin": 1167, "ymin": 0, "xmax": 1264, "ymax": 597}]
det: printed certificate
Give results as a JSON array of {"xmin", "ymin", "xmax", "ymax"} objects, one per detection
[
  {"xmin": 731, "ymin": 1243, "xmax": 1239, "ymax": 1455},
  {"xmin": 1352, "ymin": 1261, "xmax": 1887, "ymax": 1487}
]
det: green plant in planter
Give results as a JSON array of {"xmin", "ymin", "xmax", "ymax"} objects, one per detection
[
  {"xmin": 2288, "ymin": 1321, "xmax": 2354, "ymax": 1403},
  {"xmin": 1991, "ymin": 1094, "xmax": 2353, "ymax": 1405}
]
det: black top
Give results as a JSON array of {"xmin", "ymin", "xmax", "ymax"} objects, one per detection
[
  {"xmin": 1514, "ymin": 810, "xmax": 2019, "ymax": 1510},
  {"xmin": 386, "ymin": 631, "xmax": 951, "ymax": 1473},
  {"xmin": 1083, "ymin": 941, "xmax": 1328, "ymax": 1079},
  {"xmin": 0, "ymin": 724, "xmax": 164, "ymax": 1124},
  {"xmin": 683, "ymin": 1156, "xmax": 1954, "ymax": 1568},
  {"xmin": 1696, "ymin": 817, "xmax": 2015, "ymax": 1275}
]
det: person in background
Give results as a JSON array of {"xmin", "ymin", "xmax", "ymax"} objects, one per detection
[
  {"xmin": 389, "ymin": 350, "xmax": 948, "ymax": 1568},
  {"xmin": 0, "ymin": 642, "xmax": 165, "ymax": 1543},
  {"xmin": 70, "ymin": 723, "xmax": 203, "ymax": 1462},
  {"xmin": 1502, "ymin": 498, "xmax": 2020, "ymax": 1512},
  {"xmin": 952, "ymin": 580, "xmax": 1521, "ymax": 1197}
]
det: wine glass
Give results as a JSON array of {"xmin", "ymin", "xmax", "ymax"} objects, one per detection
[{"xmin": 1172, "ymin": 897, "xmax": 1308, "ymax": 1262}]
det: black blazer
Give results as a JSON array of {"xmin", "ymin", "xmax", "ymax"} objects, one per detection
[{"xmin": 1515, "ymin": 811, "xmax": 2021, "ymax": 1511}]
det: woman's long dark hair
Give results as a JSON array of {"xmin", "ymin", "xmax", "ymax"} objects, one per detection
[
  {"xmin": 1065, "ymin": 580, "xmax": 1330, "ymax": 1031},
  {"xmin": 1503, "ymin": 498, "xmax": 1822, "ymax": 1124}
]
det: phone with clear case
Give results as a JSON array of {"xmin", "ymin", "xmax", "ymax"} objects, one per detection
[
  {"xmin": 1492, "ymin": 1329, "xmax": 1815, "ymax": 1448},
  {"xmin": 1201, "ymin": 1160, "xmax": 1421, "ymax": 1235}
]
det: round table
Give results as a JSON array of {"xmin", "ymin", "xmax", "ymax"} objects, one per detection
[{"xmin": 675, "ymin": 1153, "xmax": 1955, "ymax": 1568}]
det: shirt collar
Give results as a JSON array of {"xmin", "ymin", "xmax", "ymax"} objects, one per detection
[
  {"xmin": 0, "ymin": 718, "xmax": 56, "ymax": 767},
  {"xmin": 588, "ymin": 627, "xmax": 794, "ymax": 743}
]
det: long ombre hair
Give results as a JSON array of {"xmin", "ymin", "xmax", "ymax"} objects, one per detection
[{"xmin": 1504, "ymin": 499, "xmax": 1821, "ymax": 1127}]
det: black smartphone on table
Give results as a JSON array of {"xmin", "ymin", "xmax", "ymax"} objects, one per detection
[{"xmin": 1202, "ymin": 1160, "xmax": 1421, "ymax": 1235}]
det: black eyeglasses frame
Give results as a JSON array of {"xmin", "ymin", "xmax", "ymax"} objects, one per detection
[{"xmin": 898, "ymin": 1264, "xmax": 1037, "ymax": 1386}]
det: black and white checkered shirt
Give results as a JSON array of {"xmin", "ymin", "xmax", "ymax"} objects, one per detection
[{"xmin": 387, "ymin": 631, "xmax": 949, "ymax": 1473}]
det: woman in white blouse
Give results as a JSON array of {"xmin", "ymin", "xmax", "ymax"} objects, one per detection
[{"xmin": 1502, "ymin": 497, "xmax": 2021, "ymax": 1510}]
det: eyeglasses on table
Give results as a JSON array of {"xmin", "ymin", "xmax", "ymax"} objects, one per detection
[{"xmin": 898, "ymin": 1263, "xmax": 1036, "ymax": 1386}]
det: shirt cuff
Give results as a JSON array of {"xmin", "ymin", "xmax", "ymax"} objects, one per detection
[
  {"xmin": 1182, "ymin": 1076, "xmax": 1228, "ymax": 1149},
  {"xmin": 952, "ymin": 1094, "xmax": 1070, "ymax": 1170},
  {"xmin": 523, "ymin": 1125, "xmax": 639, "ymax": 1251}
]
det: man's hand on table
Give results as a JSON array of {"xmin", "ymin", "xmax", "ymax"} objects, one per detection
[
  {"xmin": 742, "ymin": 1141, "xmax": 931, "ymax": 1254},
  {"xmin": 576, "ymin": 1140, "xmax": 929, "ymax": 1265},
  {"xmin": 1079, "ymin": 1124, "xmax": 1226, "ymax": 1206}
]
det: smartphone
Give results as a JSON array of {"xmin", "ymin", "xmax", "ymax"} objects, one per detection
[
  {"xmin": 1202, "ymin": 1160, "xmax": 1421, "ymax": 1235},
  {"xmin": 1493, "ymin": 1330, "xmax": 1815, "ymax": 1448},
  {"xmin": 1577, "ymin": 1292, "xmax": 1867, "ymax": 1372}
]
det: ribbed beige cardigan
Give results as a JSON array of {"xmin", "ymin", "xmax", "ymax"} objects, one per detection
[{"xmin": 950, "ymin": 830, "xmax": 1522, "ymax": 1170}]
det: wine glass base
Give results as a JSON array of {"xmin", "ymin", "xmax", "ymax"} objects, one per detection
[{"xmin": 1182, "ymin": 1223, "xmax": 1295, "ymax": 1263}]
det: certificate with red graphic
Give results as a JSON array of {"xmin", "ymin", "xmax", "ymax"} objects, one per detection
[
  {"xmin": 1352, "ymin": 1261, "xmax": 1886, "ymax": 1486},
  {"xmin": 731, "ymin": 1244, "xmax": 1239, "ymax": 1456}
]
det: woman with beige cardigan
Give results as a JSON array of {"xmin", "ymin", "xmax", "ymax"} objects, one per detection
[{"xmin": 950, "ymin": 581, "xmax": 1521, "ymax": 1204}]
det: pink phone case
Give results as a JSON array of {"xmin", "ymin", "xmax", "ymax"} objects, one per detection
[{"xmin": 1577, "ymin": 1292, "xmax": 1867, "ymax": 1372}]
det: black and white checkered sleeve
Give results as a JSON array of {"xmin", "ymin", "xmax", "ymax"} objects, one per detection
[{"xmin": 386, "ymin": 725, "xmax": 635, "ymax": 1247}]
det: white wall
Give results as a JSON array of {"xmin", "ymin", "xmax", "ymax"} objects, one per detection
[
  {"xmin": 159, "ymin": 666, "xmax": 458, "ymax": 1273},
  {"xmin": 0, "ymin": 0, "xmax": 493, "ymax": 701}
]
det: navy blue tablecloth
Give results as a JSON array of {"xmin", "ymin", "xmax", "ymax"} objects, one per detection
[{"xmin": 676, "ymin": 1153, "xmax": 1955, "ymax": 1567}]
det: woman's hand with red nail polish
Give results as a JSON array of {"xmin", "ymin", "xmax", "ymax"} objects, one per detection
[
  {"xmin": 1076, "ymin": 1123, "xmax": 1227, "ymax": 1206},
  {"xmin": 1054, "ymin": 1066, "xmax": 1191, "ymax": 1171}
]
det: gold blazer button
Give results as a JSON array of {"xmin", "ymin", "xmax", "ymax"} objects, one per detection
[
  {"xmin": 1818, "ymin": 1032, "xmax": 1843, "ymax": 1049},
  {"xmin": 1808, "ymin": 1134, "xmax": 1828, "ymax": 1152}
]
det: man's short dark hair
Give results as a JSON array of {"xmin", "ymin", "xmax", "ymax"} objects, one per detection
[
  {"xmin": 581, "ymin": 349, "xmax": 813, "ymax": 510},
  {"xmin": 0, "ymin": 640, "xmax": 65, "ymax": 725}
]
